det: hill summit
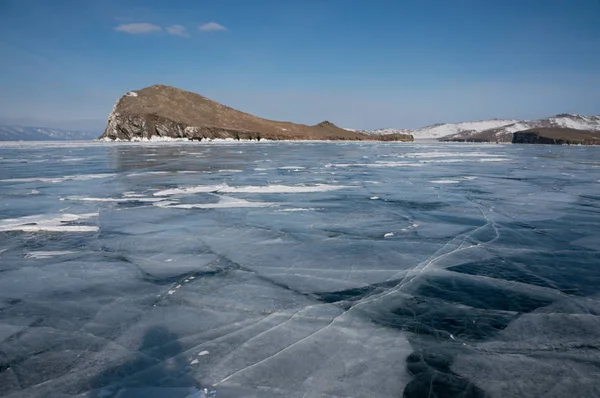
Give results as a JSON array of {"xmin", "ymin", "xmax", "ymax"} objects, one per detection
[{"xmin": 99, "ymin": 85, "xmax": 412, "ymax": 142}]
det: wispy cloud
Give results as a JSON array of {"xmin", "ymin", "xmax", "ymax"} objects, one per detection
[
  {"xmin": 166, "ymin": 25, "xmax": 190, "ymax": 38},
  {"xmin": 115, "ymin": 23, "xmax": 162, "ymax": 35},
  {"xmin": 199, "ymin": 22, "xmax": 227, "ymax": 32}
]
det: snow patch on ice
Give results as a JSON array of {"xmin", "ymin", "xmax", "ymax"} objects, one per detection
[
  {"xmin": 60, "ymin": 157, "xmax": 86, "ymax": 162},
  {"xmin": 219, "ymin": 184, "xmax": 353, "ymax": 193},
  {"xmin": 25, "ymin": 251, "xmax": 76, "ymax": 259},
  {"xmin": 420, "ymin": 157, "xmax": 508, "ymax": 163},
  {"xmin": 406, "ymin": 152, "xmax": 506, "ymax": 158},
  {"xmin": 153, "ymin": 185, "xmax": 227, "ymax": 196},
  {"xmin": 0, "ymin": 213, "xmax": 98, "ymax": 232},
  {"xmin": 152, "ymin": 200, "xmax": 180, "ymax": 208},
  {"xmin": 277, "ymin": 208, "xmax": 322, "ymax": 212},
  {"xmin": 123, "ymin": 192, "xmax": 146, "ymax": 198},
  {"xmin": 0, "ymin": 173, "xmax": 115, "ymax": 183},
  {"xmin": 126, "ymin": 171, "xmax": 170, "ymax": 177},
  {"xmin": 165, "ymin": 195, "xmax": 276, "ymax": 209},
  {"xmin": 328, "ymin": 162, "xmax": 423, "ymax": 168},
  {"xmin": 155, "ymin": 183, "xmax": 353, "ymax": 196},
  {"xmin": 63, "ymin": 196, "xmax": 164, "ymax": 202},
  {"xmin": 478, "ymin": 158, "xmax": 508, "ymax": 162}
]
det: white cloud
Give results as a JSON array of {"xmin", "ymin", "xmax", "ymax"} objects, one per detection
[
  {"xmin": 115, "ymin": 23, "xmax": 162, "ymax": 35},
  {"xmin": 166, "ymin": 25, "xmax": 190, "ymax": 38},
  {"xmin": 199, "ymin": 22, "xmax": 227, "ymax": 32}
]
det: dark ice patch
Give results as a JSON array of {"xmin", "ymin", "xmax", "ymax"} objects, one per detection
[
  {"xmin": 415, "ymin": 275, "xmax": 554, "ymax": 313},
  {"xmin": 385, "ymin": 199, "xmax": 447, "ymax": 211},
  {"xmin": 143, "ymin": 269, "xmax": 225, "ymax": 286},
  {"xmin": 88, "ymin": 326, "xmax": 200, "ymax": 398},
  {"xmin": 372, "ymin": 296, "xmax": 514, "ymax": 341},
  {"xmin": 314, "ymin": 279, "xmax": 401, "ymax": 304},
  {"xmin": 450, "ymin": 259, "xmax": 555, "ymax": 290},
  {"xmin": 404, "ymin": 351, "xmax": 486, "ymax": 398},
  {"xmin": 450, "ymin": 251, "xmax": 600, "ymax": 297},
  {"xmin": 403, "ymin": 370, "xmax": 486, "ymax": 398}
]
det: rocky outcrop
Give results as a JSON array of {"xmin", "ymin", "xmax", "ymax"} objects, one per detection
[
  {"xmin": 512, "ymin": 128, "xmax": 600, "ymax": 145},
  {"xmin": 99, "ymin": 85, "xmax": 413, "ymax": 142}
]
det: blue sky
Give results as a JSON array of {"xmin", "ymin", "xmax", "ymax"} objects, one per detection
[{"xmin": 0, "ymin": 0, "xmax": 599, "ymax": 131}]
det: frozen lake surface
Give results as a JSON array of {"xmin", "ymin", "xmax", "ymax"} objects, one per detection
[{"xmin": 1, "ymin": 141, "xmax": 600, "ymax": 397}]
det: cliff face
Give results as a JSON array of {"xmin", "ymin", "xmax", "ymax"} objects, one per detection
[
  {"xmin": 512, "ymin": 128, "xmax": 600, "ymax": 145},
  {"xmin": 100, "ymin": 85, "xmax": 413, "ymax": 142}
]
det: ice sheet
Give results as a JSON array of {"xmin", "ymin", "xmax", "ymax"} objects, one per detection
[
  {"xmin": 1, "ymin": 141, "xmax": 600, "ymax": 398},
  {"xmin": 0, "ymin": 213, "xmax": 98, "ymax": 232}
]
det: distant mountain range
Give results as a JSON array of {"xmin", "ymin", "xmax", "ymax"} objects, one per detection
[
  {"xmin": 357, "ymin": 114, "xmax": 600, "ymax": 141},
  {"xmin": 0, "ymin": 125, "xmax": 99, "ymax": 141}
]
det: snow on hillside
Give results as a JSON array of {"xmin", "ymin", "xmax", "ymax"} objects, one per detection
[
  {"xmin": 547, "ymin": 114, "xmax": 600, "ymax": 130},
  {"xmin": 360, "ymin": 119, "xmax": 519, "ymax": 139},
  {"xmin": 358, "ymin": 114, "xmax": 600, "ymax": 140},
  {"xmin": 448, "ymin": 114, "xmax": 600, "ymax": 141},
  {"xmin": 493, "ymin": 122, "xmax": 531, "ymax": 136},
  {"xmin": 409, "ymin": 119, "xmax": 519, "ymax": 139}
]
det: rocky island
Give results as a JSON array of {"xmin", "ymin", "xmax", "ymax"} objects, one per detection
[{"xmin": 99, "ymin": 85, "xmax": 413, "ymax": 142}]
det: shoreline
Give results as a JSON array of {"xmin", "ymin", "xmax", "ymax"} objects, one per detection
[{"xmin": 1, "ymin": 138, "xmax": 599, "ymax": 147}]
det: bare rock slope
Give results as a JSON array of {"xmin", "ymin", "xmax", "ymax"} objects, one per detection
[{"xmin": 100, "ymin": 85, "xmax": 413, "ymax": 142}]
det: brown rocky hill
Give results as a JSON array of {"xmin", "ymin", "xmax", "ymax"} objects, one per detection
[
  {"xmin": 99, "ymin": 85, "xmax": 413, "ymax": 142},
  {"xmin": 512, "ymin": 128, "xmax": 600, "ymax": 145}
]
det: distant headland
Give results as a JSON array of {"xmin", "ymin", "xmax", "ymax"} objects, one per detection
[{"xmin": 98, "ymin": 85, "xmax": 413, "ymax": 142}]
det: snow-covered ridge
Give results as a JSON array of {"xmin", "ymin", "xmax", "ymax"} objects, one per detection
[
  {"xmin": 449, "ymin": 114, "xmax": 600, "ymax": 141},
  {"xmin": 546, "ymin": 114, "xmax": 600, "ymax": 131},
  {"xmin": 357, "ymin": 114, "xmax": 600, "ymax": 140},
  {"xmin": 0, "ymin": 125, "xmax": 98, "ymax": 141},
  {"xmin": 358, "ymin": 119, "xmax": 518, "ymax": 139}
]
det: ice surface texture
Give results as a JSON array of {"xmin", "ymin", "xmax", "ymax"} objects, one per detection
[{"xmin": 1, "ymin": 141, "xmax": 600, "ymax": 397}]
